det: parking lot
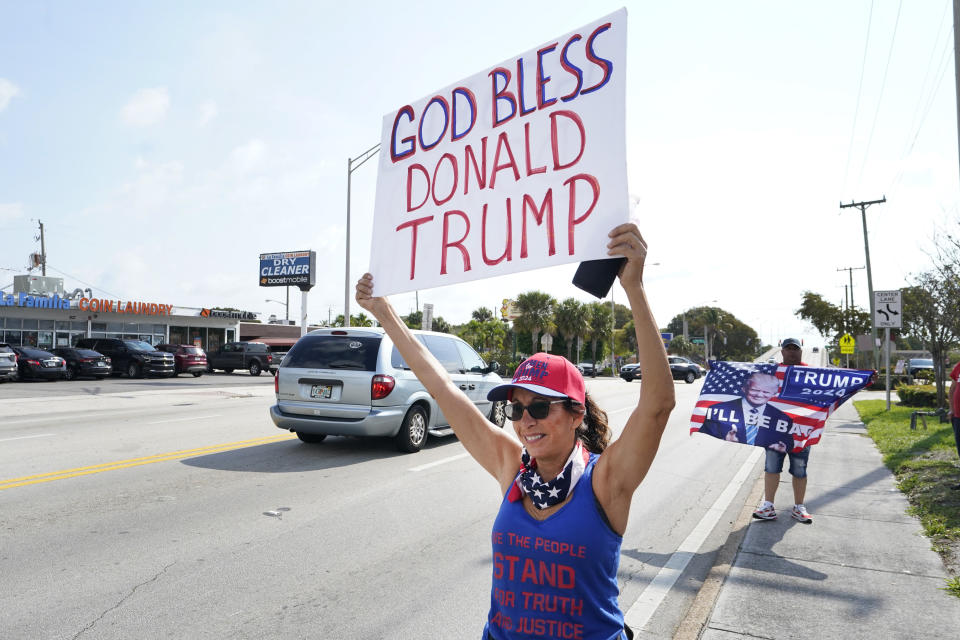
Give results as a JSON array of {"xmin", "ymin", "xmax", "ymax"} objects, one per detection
[{"xmin": 0, "ymin": 369, "xmax": 275, "ymax": 400}]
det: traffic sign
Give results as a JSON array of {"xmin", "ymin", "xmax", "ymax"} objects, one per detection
[
  {"xmin": 661, "ymin": 332, "xmax": 672, "ymax": 347},
  {"xmin": 839, "ymin": 333, "xmax": 855, "ymax": 355},
  {"xmin": 691, "ymin": 337, "xmax": 704, "ymax": 345},
  {"xmin": 874, "ymin": 289, "xmax": 902, "ymax": 328}
]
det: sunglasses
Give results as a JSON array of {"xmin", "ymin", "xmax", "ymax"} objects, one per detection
[{"xmin": 506, "ymin": 399, "xmax": 567, "ymax": 421}]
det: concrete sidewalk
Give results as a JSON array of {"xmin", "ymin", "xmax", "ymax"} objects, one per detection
[{"xmin": 698, "ymin": 394, "xmax": 959, "ymax": 639}]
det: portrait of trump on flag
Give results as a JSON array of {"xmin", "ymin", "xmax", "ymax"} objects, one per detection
[{"xmin": 691, "ymin": 362, "xmax": 874, "ymax": 453}]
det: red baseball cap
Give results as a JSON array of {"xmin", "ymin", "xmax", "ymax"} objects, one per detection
[{"xmin": 486, "ymin": 352, "xmax": 586, "ymax": 405}]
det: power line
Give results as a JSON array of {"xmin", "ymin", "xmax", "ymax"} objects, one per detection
[
  {"xmin": 43, "ymin": 264, "xmax": 123, "ymax": 299},
  {"xmin": 887, "ymin": 36, "xmax": 953, "ymax": 193},
  {"xmin": 857, "ymin": 0, "xmax": 904, "ymax": 187},
  {"xmin": 842, "ymin": 0, "xmax": 876, "ymax": 195}
]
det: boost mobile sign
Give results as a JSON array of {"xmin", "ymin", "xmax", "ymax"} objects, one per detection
[{"xmin": 259, "ymin": 250, "xmax": 316, "ymax": 291}]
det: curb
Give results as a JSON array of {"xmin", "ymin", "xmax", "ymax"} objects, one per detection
[{"xmin": 672, "ymin": 473, "xmax": 765, "ymax": 639}]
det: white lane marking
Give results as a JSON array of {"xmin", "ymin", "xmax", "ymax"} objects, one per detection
[
  {"xmin": 146, "ymin": 414, "xmax": 223, "ymax": 425},
  {"xmin": 409, "ymin": 453, "xmax": 470, "ymax": 472},
  {"xmin": 0, "ymin": 433, "xmax": 56, "ymax": 443},
  {"xmin": 624, "ymin": 447, "xmax": 763, "ymax": 631}
]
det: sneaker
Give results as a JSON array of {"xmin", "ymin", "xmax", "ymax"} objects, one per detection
[
  {"xmin": 791, "ymin": 504, "xmax": 813, "ymax": 524},
  {"xmin": 752, "ymin": 502, "xmax": 777, "ymax": 520}
]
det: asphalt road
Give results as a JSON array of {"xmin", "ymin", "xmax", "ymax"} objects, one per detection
[{"xmin": 0, "ymin": 373, "xmax": 759, "ymax": 639}]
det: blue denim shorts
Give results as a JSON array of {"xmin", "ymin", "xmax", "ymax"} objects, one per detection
[{"xmin": 765, "ymin": 447, "xmax": 810, "ymax": 478}]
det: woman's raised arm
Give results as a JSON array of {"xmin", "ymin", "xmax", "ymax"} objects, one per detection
[
  {"xmin": 355, "ymin": 275, "xmax": 521, "ymax": 487},
  {"xmin": 593, "ymin": 223, "xmax": 676, "ymax": 529}
]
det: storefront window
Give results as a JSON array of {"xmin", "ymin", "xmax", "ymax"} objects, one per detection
[
  {"xmin": 72, "ymin": 321, "xmax": 86, "ymax": 331},
  {"xmin": 169, "ymin": 326, "xmax": 187, "ymax": 345},
  {"xmin": 21, "ymin": 331, "xmax": 38, "ymax": 346},
  {"xmin": 3, "ymin": 330, "xmax": 20, "ymax": 345},
  {"xmin": 39, "ymin": 320, "xmax": 54, "ymax": 330},
  {"xmin": 138, "ymin": 334, "xmax": 154, "ymax": 345},
  {"xmin": 38, "ymin": 331, "xmax": 54, "ymax": 349},
  {"xmin": 92, "ymin": 322, "xmax": 107, "ymax": 332},
  {"xmin": 107, "ymin": 322, "xmax": 123, "ymax": 332},
  {"xmin": 1, "ymin": 318, "xmax": 19, "ymax": 329},
  {"xmin": 23, "ymin": 319, "xmax": 39, "ymax": 330}
]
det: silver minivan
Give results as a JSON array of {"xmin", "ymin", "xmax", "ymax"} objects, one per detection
[{"xmin": 269, "ymin": 327, "xmax": 506, "ymax": 452}]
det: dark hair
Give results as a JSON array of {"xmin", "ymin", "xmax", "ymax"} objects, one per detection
[{"xmin": 566, "ymin": 393, "xmax": 611, "ymax": 453}]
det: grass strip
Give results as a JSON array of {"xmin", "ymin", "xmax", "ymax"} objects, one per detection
[{"xmin": 854, "ymin": 399, "xmax": 960, "ymax": 594}]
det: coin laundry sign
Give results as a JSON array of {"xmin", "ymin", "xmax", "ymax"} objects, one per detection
[{"xmin": 259, "ymin": 250, "xmax": 317, "ymax": 289}]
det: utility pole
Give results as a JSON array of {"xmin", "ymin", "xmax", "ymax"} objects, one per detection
[
  {"xmin": 954, "ymin": 0, "xmax": 960, "ymax": 185},
  {"xmin": 37, "ymin": 220, "xmax": 47, "ymax": 276},
  {"xmin": 836, "ymin": 265, "xmax": 864, "ymax": 311},
  {"xmin": 840, "ymin": 197, "xmax": 885, "ymax": 370}
]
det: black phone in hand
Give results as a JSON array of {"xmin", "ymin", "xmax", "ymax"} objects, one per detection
[{"xmin": 572, "ymin": 258, "xmax": 625, "ymax": 298}]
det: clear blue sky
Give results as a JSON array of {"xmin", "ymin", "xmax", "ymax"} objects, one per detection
[{"xmin": 1, "ymin": 1, "xmax": 957, "ymax": 347}]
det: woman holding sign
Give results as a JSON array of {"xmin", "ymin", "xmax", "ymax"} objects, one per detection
[{"xmin": 355, "ymin": 222, "xmax": 674, "ymax": 640}]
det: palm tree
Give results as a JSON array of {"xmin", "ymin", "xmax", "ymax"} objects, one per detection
[
  {"xmin": 554, "ymin": 298, "xmax": 589, "ymax": 361},
  {"xmin": 587, "ymin": 301, "xmax": 613, "ymax": 373},
  {"xmin": 471, "ymin": 307, "xmax": 494, "ymax": 322},
  {"xmin": 351, "ymin": 312, "xmax": 374, "ymax": 327},
  {"xmin": 514, "ymin": 291, "xmax": 555, "ymax": 355},
  {"xmin": 697, "ymin": 307, "xmax": 730, "ymax": 361}
]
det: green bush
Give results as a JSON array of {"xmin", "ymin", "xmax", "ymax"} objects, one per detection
[
  {"xmin": 896, "ymin": 384, "xmax": 938, "ymax": 407},
  {"xmin": 914, "ymin": 369, "xmax": 935, "ymax": 383},
  {"xmin": 869, "ymin": 374, "xmax": 911, "ymax": 390}
]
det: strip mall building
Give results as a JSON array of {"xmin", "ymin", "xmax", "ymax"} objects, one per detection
[{"xmin": 0, "ymin": 289, "xmax": 254, "ymax": 352}]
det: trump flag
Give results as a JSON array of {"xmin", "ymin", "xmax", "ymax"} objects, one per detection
[{"xmin": 689, "ymin": 361, "xmax": 873, "ymax": 452}]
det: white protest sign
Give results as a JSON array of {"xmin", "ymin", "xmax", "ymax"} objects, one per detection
[{"xmin": 369, "ymin": 9, "xmax": 628, "ymax": 296}]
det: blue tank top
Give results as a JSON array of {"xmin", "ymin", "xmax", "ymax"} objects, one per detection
[{"xmin": 483, "ymin": 454, "xmax": 625, "ymax": 640}]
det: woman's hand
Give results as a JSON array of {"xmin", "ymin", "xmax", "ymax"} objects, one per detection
[
  {"xmin": 606, "ymin": 222, "xmax": 648, "ymax": 289},
  {"xmin": 355, "ymin": 273, "xmax": 391, "ymax": 320}
]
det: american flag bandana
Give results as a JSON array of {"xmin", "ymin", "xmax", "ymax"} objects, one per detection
[
  {"xmin": 689, "ymin": 361, "xmax": 874, "ymax": 451},
  {"xmin": 507, "ymin": 440, "xmax": 591, "ymax": 509}
]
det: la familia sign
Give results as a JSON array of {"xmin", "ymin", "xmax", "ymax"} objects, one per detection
[{"xmin": 0, "ymin": 292, "xmax": 173, "ymax": 315}]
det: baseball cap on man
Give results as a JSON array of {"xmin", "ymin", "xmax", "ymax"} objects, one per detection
[
  {"xmin": 782, "ymin": 338, "xmax": 802, "ymax": 349},
  {"xmin": 486, "ymin": 352, "xmax": 586, "ymax": 405}
]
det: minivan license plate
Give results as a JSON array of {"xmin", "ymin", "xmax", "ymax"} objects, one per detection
[{"xmin": 310, "ymin": 384, "xmax": 332, "ymax": 399}]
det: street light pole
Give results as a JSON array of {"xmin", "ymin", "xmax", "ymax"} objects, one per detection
[
  {"xmin": 344, "ymin": 143, "xmax": 381, "ymax": 328},
  {"xmin": 265, "ymin": 298, "xmax": 288, "ymax": 323}
]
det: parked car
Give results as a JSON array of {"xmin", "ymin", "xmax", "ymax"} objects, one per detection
[
  {"xmin": 52, "ymin": 347, "xmax": 112, "ymax": 380},
  {"xmin": 812, "ymin": 346, "xmax": 820, "ymax": 353},
  {"xmin": 10, "ymin": 346, "xmax": 66, "ymax": 381},
  {"xmin": 907, "ymin": 358, "xmax": 934, "ymax": 377},
  {"xmin": 668, "ymin": 356, "xmax": 702, "ymax": 383},
  {"xmin": 270, "ymin": 327, "xmax": 504, "ymax": 452},
  {"xmin": 766, "ymin": 357, "xmax": 777, "ymax": 364},
  {"xmin": 206, "ymin": 341, "xmax": 273, "ymax": 376},
  {"xmin": 75, "ymin": 338, "xmax": 175, "ymax": 378},
  {"xmin": 0, "ymin": 343, "xmax": 17, "ymax": 382},
  {"xmin": 577, "ymin": 362, "xmax": 597, "ymax": 377},
  {"xmin": 156, "ymin": 344, "xmax": 207, "ymax": 377},
  {"xmin": 619, "ymin": 363, "xmax": 640, "ymax": 382},
  {"xmin": 264, "ymin": 340, "xmax": 297, "ymax": 374}
]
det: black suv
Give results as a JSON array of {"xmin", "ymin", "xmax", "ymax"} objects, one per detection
[
  {"xmin": 75, "ymin": 338, "xmax": 175, "ymax": 378},
  {"xmin": 206, "ymin": 341, "xmax": 274, "ymax": 376}
]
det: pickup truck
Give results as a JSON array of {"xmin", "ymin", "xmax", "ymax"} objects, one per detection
[{"xmin": 206, "ymin": 341, "xmax": 274, "ymax": 376}]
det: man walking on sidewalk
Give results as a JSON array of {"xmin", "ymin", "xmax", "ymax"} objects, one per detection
[{"xmin": 753, "ymin": 338, "xmax": 813, "ymax": 523}]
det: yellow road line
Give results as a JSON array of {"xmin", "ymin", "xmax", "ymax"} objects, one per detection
[{"xmin": 0, "ymin": 433, "xmax": 297, "ymax": 491}]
